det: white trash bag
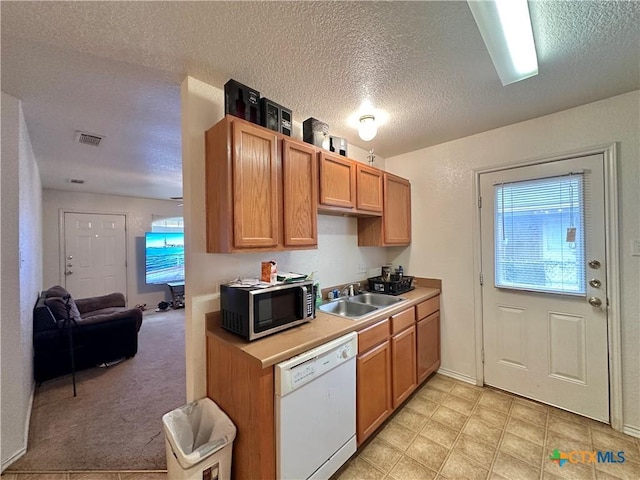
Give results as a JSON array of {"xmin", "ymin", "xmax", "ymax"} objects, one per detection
[{"xmin": 163, "ymin": 397, "xmax": 236, "ymax": 479}]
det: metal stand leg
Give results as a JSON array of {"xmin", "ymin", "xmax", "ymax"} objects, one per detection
[
  {"xmin": 63, "ymin": 295, "xmax": 77, "ymax": 397},
  {"xmin": 66, "ymin": 321, "xmax": 77, "ymax": 397}
]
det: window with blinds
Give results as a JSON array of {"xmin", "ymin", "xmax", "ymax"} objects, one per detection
[
  {"xmin": 151, "ymin": 216, "xmax": 184, "ymax": 233},
  {"xmin": 494, "ymin": 174, "xmax": 585, "ymax": 295}
]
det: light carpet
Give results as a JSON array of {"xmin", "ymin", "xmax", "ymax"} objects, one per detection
[{"xmin": 8, "ymin": 308, "xmax": 186, "ymax": 471}]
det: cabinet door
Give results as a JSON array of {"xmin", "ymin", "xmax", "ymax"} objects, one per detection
[
  {"xmin": 319, "ymin": 152, "xmax": 356, "ymax": 208},
  {"xmin": 391, "ymin": 325, "xmax": 417, "ymax": 408},
  {"xmin": 356, "ymin": 164, "xmax": 383, "ymax": 212},
  {"xmin": 282, "ymin": 140, "xmax": 318, "ymax": 247},
  {"xmin": 232, "ymin": 121, "xmax": 279, "ymax": 248},
  {"xmin": 417, "ymin": 311, "xmax": 441, "ymax": 384},
  {"xmin": 357, "ymin": 341, "xmax": 392, "ymax": 445},
  {"xmin": 383, "ymin": 173, "xmax": 411, "ymax": 245}
]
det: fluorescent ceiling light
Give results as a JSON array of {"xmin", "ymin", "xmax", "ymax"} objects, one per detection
[{"xmin": 468, "ymin": 0, "xmax": 538, "ymax": 86}]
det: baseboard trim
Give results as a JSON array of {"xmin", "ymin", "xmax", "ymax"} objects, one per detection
[
  {"xmin": 1, "ymin": 379, "xmax": 35, "ymax": 473},
  {"xmin": 1, "ymin": 446, "xmax": 26, "ymax": 473},
  {"xmin": 437, "ymin": 367, "xmax": 478, "ymax": 386},
  {"xmin": 623, "ymin": 424, "xmax": 640, "ymax": 439}
]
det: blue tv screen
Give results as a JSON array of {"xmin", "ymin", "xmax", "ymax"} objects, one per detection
[{"xmin": 145, "ymin": 232, "xmax": 185, "ymax": 284}]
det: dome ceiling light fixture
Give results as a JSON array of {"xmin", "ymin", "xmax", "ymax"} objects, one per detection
[
  {"xmin": 358, "ymin": 114, "xmax": 377, "ymax": 141},
  {"xmin": 350, "ymin": 100, "xmax": 387, "ymax": 142}
]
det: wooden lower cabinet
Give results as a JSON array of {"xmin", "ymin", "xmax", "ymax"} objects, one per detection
[
  {"xmin": 417, "ymin": 311, "xmax": 441, "ymax": 384},
  {"xmin": 391, "ymin": 325, "xmax": 417, "ymax": 408},
  {"xmin": 356, "ymin": 340, "xmax": 392, "ymax": 445},
  {"xmin": 205, "ymin": 294, "xmax": 441, "ymax": 478},
  {"xmin": 416, "ymin": 295, "xmax": 441, "ymax": 384},
  {"xmin": 206, "ymin": 329, "xmax": 275, "ymax": 480},
  {"xmin": 355, "ymin": 296, "xmax": 440, "ymax": 444}
]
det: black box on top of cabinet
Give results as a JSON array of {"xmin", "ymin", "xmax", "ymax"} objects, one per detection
[
  {"xmin": 260, "ymin": 98, "xmax": 292, "ymax": 136},
  {"xmin": 303, "ymin": 117, "xmax": 329, "ymax": 147},
  {"xmin": 224, "ymin": 79, "xmax": 261, "ymax": 125},
  {"xmin": 329, "ymin": 136, "xmax": 348, "ymax": 156}
]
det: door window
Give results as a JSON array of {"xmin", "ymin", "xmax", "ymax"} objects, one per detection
[{"xmin": 493, "ymin": 174, "xmax": 585, "ymax": 295}]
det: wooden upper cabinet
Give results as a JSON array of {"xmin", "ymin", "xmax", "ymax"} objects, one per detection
[
  {"xmin": 232, "ymin": 120, "xmax": 279, "ymax": 249},
  {"xmin": 357, "ymin": 172, "xmax": 412, "ymax": 246},
  {"xmin": 318, "ymin": 152, "xmax": 356, "ymax": 209},
  {"xmin": 356, "ymin": 164, "xmax": 383, "ymax": 213},
  {"xmin": 383, "ymin": 173, "xmax": 411, "ymax": 245},
  {"xmin": 282, "ymin": 139, "xmax": 318, "ymax": 247},
  {"xmin": 205, "ymin": 116, "xmax": 318, "ymax": 253}
]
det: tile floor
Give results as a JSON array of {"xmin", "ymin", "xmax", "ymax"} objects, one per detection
[
  {"xmin": 3, "ymin": 374, "xmax": 639, "ymax": 480},
  {"xmin": 335, "ymin": 374, "xmax": 640, "ymax": 480}
]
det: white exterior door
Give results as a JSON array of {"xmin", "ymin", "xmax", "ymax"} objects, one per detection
[
  {"xmin": 480, "ymin": 154, "xmax": 609, "ymax": 422},
  {"xmin": 64, "ymin": 212, "xmax": 127, "ymax": 299}
]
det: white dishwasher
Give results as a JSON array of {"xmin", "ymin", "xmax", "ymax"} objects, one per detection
[{"xmin": 275, "ymin": 332, "xmax": 357, "ymax": 480}]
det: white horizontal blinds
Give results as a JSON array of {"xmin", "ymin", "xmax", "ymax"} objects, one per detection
[
  {"xmin": 494, "ymin": 173, "xmax": 586, "ymax": 295},
  {"xmin": 151, "ymin": 216, "xmax": 184, "ymax": 232}
]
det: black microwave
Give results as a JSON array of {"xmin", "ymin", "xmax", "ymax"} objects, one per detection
[{"xmin": 220, "ymin": 280, "xmax": 315, "ymax": 341}]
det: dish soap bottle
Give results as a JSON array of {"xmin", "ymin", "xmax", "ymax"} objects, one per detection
[{"xmin": 315, "ymin": 280, "xmax": 322, "ymax": 307}]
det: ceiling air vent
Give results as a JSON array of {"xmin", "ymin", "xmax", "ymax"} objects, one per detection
[{"xmin": 75, "ymin": 130, "xmax": 104, "ymax": 147}]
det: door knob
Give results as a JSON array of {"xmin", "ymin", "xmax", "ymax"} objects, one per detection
[
  {"xmin": 589, "ymin": 279, "xmax": 602, "ymax": 288},
  {"xmin": 67, "ymin": 263, "xmax": 73, "ymax": 267},
  {"xmin": 65, "ymin": 270, "xmax": 73, "ymax": 276},
  {"xmin": 68, "ymin": 255, "xmax": 73, "ymax": 260},
  {"xmin": 588, "ymin": 260, "xmax": 601, "ymax": 269},
  {"xmin": 588, "ymin": 296, "xmax": 602, "ymax": 307}
]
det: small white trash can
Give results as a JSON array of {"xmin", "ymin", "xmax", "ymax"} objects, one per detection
[{"xmin": 162, "ymin": 397, "xmax": 237, "ymax": 480}]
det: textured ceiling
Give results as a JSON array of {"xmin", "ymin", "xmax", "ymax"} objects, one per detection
[{"xmin": 1, "ymin": 1, "xmax": 639, "ymax": 200}]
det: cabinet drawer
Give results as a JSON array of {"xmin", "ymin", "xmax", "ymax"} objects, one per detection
[
  {"xmin": 358, "ymin": 318, "xmax": 390, "ymax": 354},
  {"xmin": 416, "ymin": 295, "xmax": 439, "ymax": 321},
  {"xmin": 391, "ymin": 308, "xmax": 415, "ymax": 335}
]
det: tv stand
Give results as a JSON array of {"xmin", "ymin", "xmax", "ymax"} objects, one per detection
[{"xmin": 167, "ymin": 282, "xmax": 185, "ymax": 309}]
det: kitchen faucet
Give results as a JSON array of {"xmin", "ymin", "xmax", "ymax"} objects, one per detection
[{"xmin": 340, "ymin": 283, "xmax": 362, "ymax": 297}]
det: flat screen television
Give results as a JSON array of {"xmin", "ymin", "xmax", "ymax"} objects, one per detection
[{"xmin": 145, "ymin": 232, "xmax": 185, "ymax": 284}]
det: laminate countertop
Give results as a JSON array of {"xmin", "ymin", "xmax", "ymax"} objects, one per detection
[{"xmin": 206, "ymin": 280, "xmax": 441, "ymax": 369}]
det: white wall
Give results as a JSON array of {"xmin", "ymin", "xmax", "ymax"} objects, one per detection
[
  {"xmin": 181, "ymin": 76, "xmax": 388, "ymax": 400},
  {"xmin": 385, "ymin": 91, "xmax": 640, "ymax": 434},
  {"xmin": 1, "ymin": 92, "xmax": 43, "ymax": 470},
  {"xmin": 41, "ymin": 189, "xmax": 185, "ymax": 308}
]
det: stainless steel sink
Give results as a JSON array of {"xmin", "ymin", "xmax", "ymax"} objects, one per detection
[
  {"xmin": 348, "ymin": 292, "xmax": 406, "ymax": 307},
  {"xmin": 318, "ymin": 292, "xmax": 406, "ymax": 320},
  {"xmin": 318, "ymin": 299, "xmax": 378, "ymax": 319}
]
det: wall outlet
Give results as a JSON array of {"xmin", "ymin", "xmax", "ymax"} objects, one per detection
[
  {"xmin": 357, "ymin": 263, "xmax": 367, "ymax": 275},
  {"xmin": 633, "ymin": 239, "xmax": 640, "ymax": 257}
]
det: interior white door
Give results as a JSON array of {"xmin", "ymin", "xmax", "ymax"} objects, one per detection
[
  {"xmin": 480, "ymin": 154, "xmax": 609, "ymax": 422},
  {"xmin": 64, "ymin": 212, "xmax": 127, "ymax": 299}
]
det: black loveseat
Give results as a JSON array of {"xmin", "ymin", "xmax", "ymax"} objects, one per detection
[{"xmin": 33, "ymin": 285, "xmax": 143, "ymax": 382}]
